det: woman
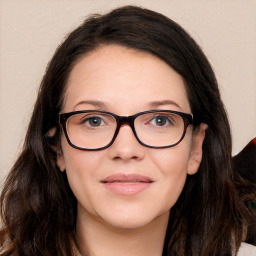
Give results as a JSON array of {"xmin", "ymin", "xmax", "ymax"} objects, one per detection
[{"xmin": 1, "ymin": 6, "xmax": 255, "ymax": 256}]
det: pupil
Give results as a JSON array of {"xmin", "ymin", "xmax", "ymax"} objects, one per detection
[
  {"xmin": 156, "ymin": 116, "xmax": 166, "ymax": 126},
  {"xmin": 89, "ymin": 117, "xmax": 101, "ymax": 126}
]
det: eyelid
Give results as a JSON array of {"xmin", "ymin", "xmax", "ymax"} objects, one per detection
[
  {"xmin": 149, "ymin": 114, "xmax": 174, "ymax": 122},
  {"xmin": 79, "ymin": 112, "xmax": 115, "ymax": 125}
]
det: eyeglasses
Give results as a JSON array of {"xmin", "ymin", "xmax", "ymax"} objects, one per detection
[{"xmin": 59, "ymin": 110, "xmax": 193, "ymax": 150}]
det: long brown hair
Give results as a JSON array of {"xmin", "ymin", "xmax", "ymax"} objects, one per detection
[{"xmin": 1, "ymin": 6, "xmax": 255, "ymax": 256}]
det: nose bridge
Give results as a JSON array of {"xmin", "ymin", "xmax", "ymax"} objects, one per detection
[
  {"xmin": 119, "ymin": 115, "xmax": 133, "ymax": 127},
  {"xmin": 117, "ymin": 115, "xmax": 136, "ymax": 137},
  {"xmin": 108, "ymin": 115, "xmax": 144, "ymax": 160},
  {"xmin": 113, "ymin": 115, "xmax": 142, "ymax": 145}
]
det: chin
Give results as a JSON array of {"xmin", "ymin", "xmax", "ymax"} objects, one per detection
[
  {"xmin": 98, "ymin": 207, "xmax": 170, "ymax": 230},
  {"xmin": 104, "ymin": 216, "xmax": 156, "ymax": 230}
]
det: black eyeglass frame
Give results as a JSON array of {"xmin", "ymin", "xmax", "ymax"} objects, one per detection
[{"xmin": 59, "ymin": 110, "xmax": 193, "ymax": 151}]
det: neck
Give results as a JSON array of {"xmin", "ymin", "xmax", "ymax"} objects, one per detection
[{"xmin": 76, "ymin": 208, "xmax": 169, "ymax": 256}]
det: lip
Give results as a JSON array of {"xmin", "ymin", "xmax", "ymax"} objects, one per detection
[{"xmin": 101, "ymin": 173, "xmax": 153, "ymax": 195}]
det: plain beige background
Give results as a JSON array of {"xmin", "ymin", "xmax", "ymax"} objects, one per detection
[{"xmin": 0, "ymin": 0, "xmax": 256, "ymax": 184}]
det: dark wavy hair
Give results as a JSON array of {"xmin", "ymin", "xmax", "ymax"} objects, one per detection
[{"xmin": 1, "ymin": 5, "xmax": 255, "ymax": 256}]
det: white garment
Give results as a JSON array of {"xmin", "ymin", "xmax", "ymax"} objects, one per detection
[{"xmin": 237, "ymin": 242, "xmax": 256, "ymax": 256}]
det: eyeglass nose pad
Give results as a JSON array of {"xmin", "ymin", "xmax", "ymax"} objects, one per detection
[
  {"xmin": 109, "ymin": 117, "xmax": 144, "ymax": 154},
  {"xmin": 119, "ymin": 116, "xmax": 136, "ymax": 129},
  {"xmin": 114, "ymin": 116, "xmax": 137, "ymax": 139}
]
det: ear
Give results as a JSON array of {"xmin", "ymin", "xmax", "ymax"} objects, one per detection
[
  {"xmin": 187, "ymin": 123, "xmax": 208, "ymax": 175},
  {"xmin": 47, "ymin": 127, "xmax": 66, "ymax": 172},
  {"xmin": 56, "ymin": 150, "xmax": 66, "ymax": 172}
]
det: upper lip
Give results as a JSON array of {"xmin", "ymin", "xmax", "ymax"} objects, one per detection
[{"xmin": 101, "ymin": 173, "xmax": 153, "ymax": 183}]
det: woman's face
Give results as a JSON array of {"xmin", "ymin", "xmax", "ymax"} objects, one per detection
[{"xmin": 57, "ymin": 45, "xmax": 205, "ymax": 229}]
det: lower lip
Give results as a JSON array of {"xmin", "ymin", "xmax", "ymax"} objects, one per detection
[{"xmin": 102, "ymin": 182, "xmax": 152, "ymax": 195}]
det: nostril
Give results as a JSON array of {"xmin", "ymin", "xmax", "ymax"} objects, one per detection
[{"xmin": 113, "ymin": 154, "xmax": 139, "ymax": 161}]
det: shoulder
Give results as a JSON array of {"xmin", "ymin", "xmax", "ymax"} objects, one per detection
[{"xmin": 237, "ymin": 242, "xmax": 256, "ymax": 256}]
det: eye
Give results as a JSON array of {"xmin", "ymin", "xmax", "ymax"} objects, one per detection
[
  {"xmin": 87, "ymin": 116, "xmax": 103, "ymax": 127},
  {"xmin": 154, "ymin": 116, "xmax": 168, "ymax": 126},
  {"xmin": 150, "ymin": 115, "xmax": 173, "ymax": 126},
  {"xmin": 80, "ymin": 115, "xmax": 106, "ymax": 127}
]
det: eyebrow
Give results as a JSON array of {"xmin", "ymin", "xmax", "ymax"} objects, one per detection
[
  {"xmin": 73, "ymin": 100, "xmax": 107, "ymax": 110},
  {"xmin": 148, "ymin": 100, "xmax": 182, "ymax": 109},
  {"xmin": 73, "ymin": 99, "xmax": 182, "ymax": 110}
]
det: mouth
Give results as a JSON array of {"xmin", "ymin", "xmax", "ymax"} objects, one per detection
[
  {"xmin": 101, "ymin": 173, "xmax": 153, "ymax": 195},
  {"xmin": 101, "ymin": 173, "xmax": 153, "ymax": 183}
]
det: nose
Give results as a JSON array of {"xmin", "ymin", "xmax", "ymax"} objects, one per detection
[{"xmin": 107, "ymin": 125, "xmax": 145, "ymax": 161}]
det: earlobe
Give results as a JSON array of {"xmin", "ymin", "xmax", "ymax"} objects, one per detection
[
  {"xmin": 46, "ymin": 127, "xmax": 66, "ymax": 172},
  {"xmin": 57, "ymin": 150, "xmax": 66, "ymax": 172},
  {"xmin": 187, "ymin": 123, "xmax": 208, "ymax": 175}
]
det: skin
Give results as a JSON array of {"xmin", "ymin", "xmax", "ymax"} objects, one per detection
[{"xmin": 57, "ymin": 45, "xmax": 206, "ymax": 256}]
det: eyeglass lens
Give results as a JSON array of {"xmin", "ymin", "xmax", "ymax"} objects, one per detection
[{"xmin": 65, "ymin": 111, "xmax": 186, "ymax": 149}]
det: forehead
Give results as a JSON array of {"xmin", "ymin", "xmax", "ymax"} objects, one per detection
[{"xmin": 63, "ymin": 45, "xmax": 190, "ymax": 114}]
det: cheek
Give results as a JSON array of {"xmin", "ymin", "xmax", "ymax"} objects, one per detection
[
  {"xmin": 60, "ymin": 139, "xmax": 105, "ymax": 209},
  {"xmin": 151, "ymin": 143, "xmax": 191, "ymax": 176},
  {"xmin": 149, "ymin": 144, "xmax": 191, "ymax": 208},
  {"xmin": 60, "ymin": 134, "xmax": 105, "ymax": 172}
]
